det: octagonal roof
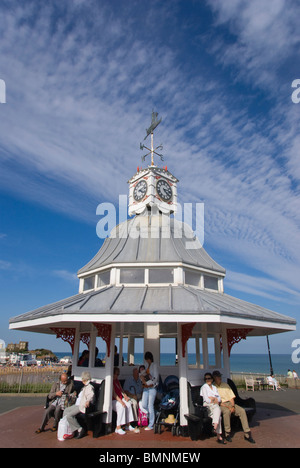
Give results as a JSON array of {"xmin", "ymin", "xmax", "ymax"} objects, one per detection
[{"xmin": 78, "ymin": 210, "xmax": 226, "ymax": 276}]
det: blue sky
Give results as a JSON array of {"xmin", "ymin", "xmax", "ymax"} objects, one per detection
[{"xmin": 0, "ymin": 0, "xmax": 300, "ymax": 357}]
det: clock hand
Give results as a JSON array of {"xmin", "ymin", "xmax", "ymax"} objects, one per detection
[{"xmin": 161, "ymin": 186, "xmax": 167, "ymax": 196}]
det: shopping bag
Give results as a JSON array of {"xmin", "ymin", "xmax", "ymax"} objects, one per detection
[
  {"xmin": 137, "ymin": 407, "xmax": 148, "ymax": 427},
  {"xmin": 57, "ymin": 416, "xmax": 73, "ymax": 441}
]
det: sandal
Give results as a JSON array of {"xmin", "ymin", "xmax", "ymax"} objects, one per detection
[
  {"xmin": 35, "ymin": 428, "xmax": 44, "ymax": 434},
  {"xmin": 217, "ymin": 437, "xmax": 226, "ymax": 444}
]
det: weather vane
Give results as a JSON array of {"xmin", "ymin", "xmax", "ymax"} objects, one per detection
[{"xmin": 140, "ymin": 111, "xmax": 164, "ymax": 165}]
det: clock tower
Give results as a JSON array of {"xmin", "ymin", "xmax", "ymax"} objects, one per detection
[{"xmin": 128, "ymin": 112, "xmax": 178, "ymax": 216}]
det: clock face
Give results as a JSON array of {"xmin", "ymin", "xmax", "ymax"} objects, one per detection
[
  {"xmin": 133, "ymin": 179, "xmax": 147, "ymax": 201},
  {"xmin": 156, "ymin": 179, "xmax": 173, "ymax": 201}
]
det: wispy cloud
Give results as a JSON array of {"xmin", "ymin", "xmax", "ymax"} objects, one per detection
[
  {"xmin": 225, "ymin": 270, "xmax": 300, "ymax": 306},
  {"xmin": 0, "ymin": 260, "xmax": 11, "ymax": 270},
  {"xmin": 52, "ymin": 270, "xmax": 78, "ymax": 283},
  {"xmin": 0, "ymin": 1, "xmax": 299, "ymax": 309},
  {"xmin": 207, "ymin": 0, "xmax": 300, "ymax": 90}
]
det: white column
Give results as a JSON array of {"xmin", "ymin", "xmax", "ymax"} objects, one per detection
[
  {"xmin": 73, "ymin": 324, "xmax": 80, "ymax": 366},
  {"xmin": 178, "ymin": 323, "xmax": 189, "ymax": 427},
  {"xmin": 221, "ymin": 324, "xmax": 230, "ymax": 380},
  {"xmin": 103, "ymin": 323, "xmax": 116, "ymax": 425},
  {"xmin": 144, "ymin": 323, "xmax": 159, "ymax": 364},
  {"xmin": 195, "ymin": 335, "xmax": 201, "ymax": 368},
  {"xmin": 128, "ymin": 335, "xmax": 135, "ymax": 365},
  {"xmin": 119, "ymin": 322, "xmax": 124, "ymax": 366},
  {"xmin": 202, "ymin": 323, "xmax": 208, "ymax": 369},
  {"xmin": 89, "ymin": 328, "xmax": 96, "ymax": 367},
  {"xmin": 215, "ymin": 333, "xmax": 221, "ymax": 368}
]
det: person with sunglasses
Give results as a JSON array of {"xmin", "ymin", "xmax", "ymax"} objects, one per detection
[{"xmin": 200, "ymin": 372, "xmax": 225, "ymax": 444}]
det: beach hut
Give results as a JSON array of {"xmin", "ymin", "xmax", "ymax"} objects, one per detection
[{"xmin": 9, "ymin": 115, "xmax": 296, "ymax": 432}]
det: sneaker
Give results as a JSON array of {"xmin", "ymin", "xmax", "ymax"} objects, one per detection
[
  {"xmin": 125, "ymin": 425, "xmax": 135, "ymax": 432},
  {"xmin": 115, "ymin": 428, "xmax": 126, "ymax": 435},
  {"xmin": 144, "ymin": 426, "xmax": 153, "ymax": 431}
]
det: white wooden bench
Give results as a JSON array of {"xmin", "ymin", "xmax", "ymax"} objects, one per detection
[{"xmin": 244, "ymin": 377, "xmax": 260, "ymax": 391}]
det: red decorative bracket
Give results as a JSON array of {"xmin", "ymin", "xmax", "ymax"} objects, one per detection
[
  {"xmin": 93, "ymin": 323, "xmax": 112, "ymax": 357},
  {"xmin": 181, "ymin": 322, "xmax": 196, "ymax": 357},
  {"xmin": 50, "ymin": 327, "xmax": 76, "ymax": 353},
  {"xmin": 220, "ymin": 328, "xmax": 253, "ymax": 357},
  {"xmin": 80, "ymin": 332, "xmax": 91, "ymax": 349}
]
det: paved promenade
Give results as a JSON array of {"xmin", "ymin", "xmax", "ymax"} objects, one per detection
[{"xmin": 0, "ymin": 389, "xmax": 299, "ymax": 449}]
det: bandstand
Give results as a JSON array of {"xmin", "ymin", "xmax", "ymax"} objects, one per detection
[{"xmin": 9, "ymin": 113, "xmax": 296, "ymax": 431}]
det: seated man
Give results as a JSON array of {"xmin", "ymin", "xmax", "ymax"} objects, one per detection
[
  {"xmin": 123, "ymin": 367, "xmax": 143, "ymax": 421},
  {"xmin": 94, "ymin": 347, "xmax": 104, "ymax": 367},
  {"xmin": 212, "ymin": 370, "xmax": 255, "ymax": 444},
  {"xmin": 36, "ymin": 372, "xmax": 75, "ymax": 433}
]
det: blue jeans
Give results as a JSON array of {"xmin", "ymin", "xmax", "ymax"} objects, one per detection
[{"xmin": 141, "ymin": 387, "xmax": 157, "ymax": 429}]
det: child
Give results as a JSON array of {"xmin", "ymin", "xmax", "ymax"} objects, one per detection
[{"xmin": 139, "ymin": 365, "xmax": 153, "ymax": 387}]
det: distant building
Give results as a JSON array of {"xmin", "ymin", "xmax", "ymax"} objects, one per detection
[{"xmin": 6, "ymin": 341, "xmax": 28, "ymax": 352}]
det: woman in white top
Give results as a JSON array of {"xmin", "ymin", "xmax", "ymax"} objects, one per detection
[
  {"xmin": 141, "ymin": 351, "xmax": 159, "ymax": 430},
  {"xmin": 200, "ymin": 372, "xmax": 225, "ymax": 444},
  {"xmin": 63, "ymin": 371, "xmax": 95, "ymax": 439}
]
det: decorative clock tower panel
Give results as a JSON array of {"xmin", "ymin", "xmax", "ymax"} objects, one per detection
[{"xmin": 128, "ymin": 112, "xmax": 178, "ymax": 216}]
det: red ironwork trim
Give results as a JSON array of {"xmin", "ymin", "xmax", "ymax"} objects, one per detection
[
  {"xmin": 181, "ymin": 322, "xmax": 196, "ymax": 357},
  {"xmin": 50, "ymin": 327, "xmax": 76, "ymax": 353},
  {"xmin": 80, "ymin": 332, "xmax": 91, "ymax": 349},
  {"xmin": 93, "ymin": 323, "xmax": 112, "ymax": 357},
  {"xmin": 220, "ymin": 328, "xmax": 253, "ymax": 357}
]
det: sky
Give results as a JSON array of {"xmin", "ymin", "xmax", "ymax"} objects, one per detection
[{"xmin": 0, "ymin": 0, "xmax": 300, "ymax": 359}]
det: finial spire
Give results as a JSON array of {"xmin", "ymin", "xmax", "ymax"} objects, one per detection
[{"xmin": 140, "ymin": 111, "xmax": 164, "ymax": 165}]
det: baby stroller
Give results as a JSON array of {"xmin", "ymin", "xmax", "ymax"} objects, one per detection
[{"xmin": 154, "ymin": 375, "xmax": 180, "ymax": 436}]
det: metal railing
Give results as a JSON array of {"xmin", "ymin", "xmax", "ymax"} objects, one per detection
[
  {"xmin": 0, "ymin": 366, "xmax": 68, "ymax": 393},
  {"xmin": 230, "ymin": 371, "xmax": 289, "ymax": 386},
  {"xmin": 0, "ymin": 367, "xmax": 296, "ymax": 393}
]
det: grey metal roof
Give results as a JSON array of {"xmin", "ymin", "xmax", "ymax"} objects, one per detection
[
  {"xmin": 78, "ymin": 211, "xmax": 226, "ymax": 275},
  {"xmin": 9, "ymin": 284, "xmax": 296, "ymax": 328}
]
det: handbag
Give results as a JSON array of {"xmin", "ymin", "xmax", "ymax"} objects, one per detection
[{"xmin": 57, "ymin": 416, "xmax": 73, "ymax": 441}]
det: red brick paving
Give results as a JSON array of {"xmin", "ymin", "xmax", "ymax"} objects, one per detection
[{"xmin": 0, "ymin": 404, "xmax": 299, "ymax": 448}]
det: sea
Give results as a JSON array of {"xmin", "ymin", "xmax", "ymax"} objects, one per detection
[{"xmin": 55, "ymin": 352, "xmax": 299, "ymax": 376}]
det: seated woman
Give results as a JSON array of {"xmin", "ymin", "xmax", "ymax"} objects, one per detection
[
  {"xmin": 78, "ymin": 349, "xmax": 89, "ymax": 367},
  {"xmin": 267, "ymin": 374, "xmax": 283, "ymax": 391},
  {"xmin": 200, "ymin": 372, "xmax": 225, "ymax": 444},
  {"xmin": 112, "ymin": 367, "xmax": 138, "ymax": 435},
  {"xmin": 63, "ymin": 371, "xmax": 95, "ymax": 439}
]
